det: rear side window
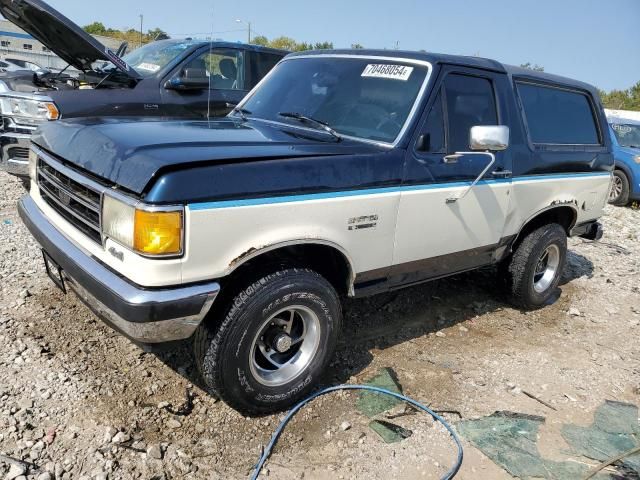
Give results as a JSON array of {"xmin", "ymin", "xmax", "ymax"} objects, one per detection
[{"xmin": 517, "ymin": 83, "xmax": 600, "ymax": 145}]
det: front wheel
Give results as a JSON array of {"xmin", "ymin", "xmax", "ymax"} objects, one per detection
[
  {"xmin": 503, "ymin": 223, "xmax": 567, "ymax": 310},
  {"xmin": 194, "ymin": 268, "xmax": 342, "ymax": 415}
]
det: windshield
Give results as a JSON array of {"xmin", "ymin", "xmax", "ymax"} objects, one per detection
[
  {"xmin": 611, "ymin": 123, "xmax": 640, "ymax": 148},
  {"xmin": 240, "ymin": 57, "xmax": 429, "ymax": 143},
  {"xmin": 119, "ymin": 40, "xmax": 199, "ymax": 76}
]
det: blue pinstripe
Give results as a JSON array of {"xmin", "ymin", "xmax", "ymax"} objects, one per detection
[{"xmin": 189, "ymin": 172, "xmax": 611, "ymax": 211}]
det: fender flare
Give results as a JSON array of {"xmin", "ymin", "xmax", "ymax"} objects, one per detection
[
  {"xmin": 224, "ymin": 238, "xmax": 357, "ymax": 295},
  {"xmin": 508, "ymin": 203, "xmax": 579, "ymax": 253}
]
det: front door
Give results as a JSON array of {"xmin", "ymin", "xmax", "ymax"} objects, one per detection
[
  {"xmin": 391, "ymin": 67, "xmax": 513, "ymax": 286},
  {"xmin": 161, "ymin": 47, "xmax": 248, "ymax": 119}
]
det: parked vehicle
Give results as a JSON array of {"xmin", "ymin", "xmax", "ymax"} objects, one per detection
[
  {"xmin": 19, "ymin": 50, "xmax": 612, "ymax": 414},
  {"xmin": 0, "ymin": 0, "xmax": 286, "ymax": 184},
  {"xmin": 605, "ymin": 109, "xmax": 640, "ymax": 206},
  {"xmin": 0, "ymin": 59, "xmax": 33, "ymax": 73},
  {"xmin": 1, "ymin": 58, "xmax": 44, "ymax": 72}
]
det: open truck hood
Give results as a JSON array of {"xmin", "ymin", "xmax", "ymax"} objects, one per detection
[{"xmin": 0, "ymin": 0, "xmax": 141, "ymax": 80}]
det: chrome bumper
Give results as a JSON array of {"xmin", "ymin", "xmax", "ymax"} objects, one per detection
[
  {"xmin": 1, "ymin": 131, "xmax": 33, "ymax": 177},
  {"xmin": 18, "ymin": 195, "xmax": 220, "ymax": 343}
]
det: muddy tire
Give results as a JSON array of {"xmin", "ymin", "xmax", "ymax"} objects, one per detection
[
  {"xmin": 503, "ymin": 223, "xmax": 567, "ymax": 310},
  {"xmin": 609, "ymin": 170, "xmax": 630, "ymax": 206},
  {"xmin": 194, "ymin": 268, "xmax": 341, "ymax": 415}
]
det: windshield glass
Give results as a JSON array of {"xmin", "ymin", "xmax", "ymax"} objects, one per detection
[
  {"xmin": 241, "ymin": 57, "xmax": 429, "ymax": 143},
  {"xmin": 611, "ymin": 123, "xmax": 640, "ymax": 148},
  {"xmin": 119, "ymin": 40, "xmax": 199, "ymax": 76}
]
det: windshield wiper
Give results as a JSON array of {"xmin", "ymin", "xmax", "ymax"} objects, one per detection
[
  {"xmin": 229, "ymin": 105, "xmax": 252, "ymax": 121},
  {"xmin": 278, "ymin": 112, "xmax": 341, "ymax": 141}
]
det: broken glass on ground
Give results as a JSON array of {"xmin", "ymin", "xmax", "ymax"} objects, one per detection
[
  {"xmin": 356, "ymin": 367, "xmax": 403, "ymax": 418},
  {"xmin": 458, "ymin": 402, "xmax": 640, "ymax": 480}
]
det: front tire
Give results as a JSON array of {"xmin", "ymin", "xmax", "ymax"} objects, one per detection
[
  {"xmin": 194, "ymin": 268, "xmax": 342, "ymax": 415},
  {"xmin": 503, "ymin": 223, "xmax": 567, "ymax": 310},
  {"xmin": 609, "ymin": 170, "xmax": 630, "ymax": 206}
]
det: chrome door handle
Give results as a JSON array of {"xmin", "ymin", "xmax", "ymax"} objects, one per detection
[
  {"xmin": 442, "ymin": 154, "xmax": 463, "ymax": 164},
  {"xmin": 492, "ymin": 170, "xmax": 512, "ymax": 178}
]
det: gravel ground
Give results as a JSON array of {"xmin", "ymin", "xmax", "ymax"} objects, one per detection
[{"xmin": 1, "ymin": 170, "xmax": 639, "ymax": 480}]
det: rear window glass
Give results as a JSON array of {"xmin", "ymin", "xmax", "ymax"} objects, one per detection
[{"xmin": 517, "ymin": 83, "xmax": 600, "ymax": 145}]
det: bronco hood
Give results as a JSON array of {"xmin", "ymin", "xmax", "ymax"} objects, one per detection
[
  {"xmin": 33, "ymin": 118, "xmax": 384, "ymax": 194},
  {"xmin": 0, "ymin": 0, "xmax": 141, "ymax": 79}
]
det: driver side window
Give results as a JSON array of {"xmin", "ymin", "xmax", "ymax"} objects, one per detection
[
  {"xmin": 182, "ymin": 49, "xmax": 246, "ymax": 90},
  {"xmin": 444, "ymin": 74, "xmax": 498, "ymax": 153}
]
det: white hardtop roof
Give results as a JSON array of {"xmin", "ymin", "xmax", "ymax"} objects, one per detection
[{"xmin": 605, "ymin": 108, "xmax": 640, "ymax": 125}]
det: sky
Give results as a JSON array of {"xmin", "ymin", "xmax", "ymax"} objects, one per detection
[{"xmin": 35, "ymin": 0, "xmax": 640, "ymax": 91}]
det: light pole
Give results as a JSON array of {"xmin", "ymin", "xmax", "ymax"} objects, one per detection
[
  {"xmin": 236, "ymin": 19, "xmax": 251, "ymax": 43},
  {"xmin": 139, "ymin": 14, "xmax": 143, "ymax": 46}
]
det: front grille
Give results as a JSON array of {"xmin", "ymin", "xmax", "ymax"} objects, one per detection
[
  {"xmin": 7, "ymin": 147, "xmax": 29, "ymax": 160},
  {"xmin": 37, "ymin": 158, "xmax": 102, "ymax": 244}
]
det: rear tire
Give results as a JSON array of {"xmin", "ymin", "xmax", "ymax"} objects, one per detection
[
  {"xmin": 609, "ymin": 170, "xmax": 630, "ymax": 206},
  {"xmin": 503, "ymin": 223, "xmax": 567, "ymax": 310},
  {"xmin": 194, "ymin": 268, "xmax": 342, "ymax": 415}
]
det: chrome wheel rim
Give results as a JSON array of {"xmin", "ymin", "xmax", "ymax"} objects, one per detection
[
  {"xmin": 533, "ymin": 244, "xmax": 560, "ymax": 293},
  {"xmin": 249, "ymin": 306, "xmax": 321, "ymax": 387},
  {"xmin": 609, "ymin": 176, "xmax": 623, "ymax": 201}
]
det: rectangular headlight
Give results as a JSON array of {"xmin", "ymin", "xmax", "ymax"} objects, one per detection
[
  {"xmin": 0, "ymin": 97, "xmax": 59, "ymax": 121},
  {"xmin": 102, "ymin": 194, "xmax": 135, "ymax": 247},
  {"xmin": 102, "ymin": 194, "xmax": 183, "ymax": 257}
]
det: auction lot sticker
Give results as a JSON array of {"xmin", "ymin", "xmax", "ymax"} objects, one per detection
[{"xmin": 362, "ymin": 64, "xmax": 414, "ymax": 81}]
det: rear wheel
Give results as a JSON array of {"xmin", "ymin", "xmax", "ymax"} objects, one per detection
[
  {"xmin": 503, "ymin": 223, "xmax": 567, "ymax": 310},
  {"xmin": 609, "ymin": 170, "xmax": 630, "ymax": 206},
  {"xmin": 194, "ymin": 268, "xmax": 342, "ymax": 415}
]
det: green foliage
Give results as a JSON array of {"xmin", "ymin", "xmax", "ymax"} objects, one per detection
[
  {"xmin": 599, "ymin": 81, "xmax": 640, "ymax": 111},
  {"xmin": 519, "ymin": 62, "xmax": 544, "ymax": 72},
  {"xmin": 82, "ymin": 22, "xmax": 170, "ymax": 46},
  {"xmin": 147, "ymin": 28, "xmax": 170, "ymax": 41},
  {"xmin": 83, "ymin": 21, "xmax": 108, "ymax": 35},
  {"xmin": 351, "ymin": 43, "xmax": 364, "ymax": 49},
  {"xmin": 250, "ymin": 35, "xmax": 333, "ymax": 51},
  {"xmin": 251, "ymin": 35, "xmax": 270, "ymax": 47}
]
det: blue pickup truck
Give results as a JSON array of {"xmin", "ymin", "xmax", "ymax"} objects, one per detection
[{"xmin": 606, "ymin": 109, "xmax": 640, "ymax": 206}]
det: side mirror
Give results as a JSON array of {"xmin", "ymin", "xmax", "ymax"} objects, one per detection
[
  {"xmin": 469, "ymin": 125, "xmax": 510, "ymax": 151},
  {"xmin": 164, "ymin": 68, "xmax": 209, "ymax": 91},
  {"xmin": 416, "ymin": 134, "xmax": 429, "ymax": 152}
]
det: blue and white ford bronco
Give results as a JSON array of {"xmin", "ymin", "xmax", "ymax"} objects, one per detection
[{"xmin": 19, "ymin": 50, "xmax": 613, "ymax": 414}]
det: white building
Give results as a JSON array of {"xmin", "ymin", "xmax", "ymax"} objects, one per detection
[{"xmin": 0, "ymin": 19, "xmax": 124, "ymax": 70}]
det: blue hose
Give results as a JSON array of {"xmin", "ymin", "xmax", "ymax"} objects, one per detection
[{"xmin": 251, "ymin": 384, "xmax": 464, "ymax": 480}]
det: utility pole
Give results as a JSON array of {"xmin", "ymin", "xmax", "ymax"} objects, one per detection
[
  {"xmin": 139, "ymin": 14, "xmax": 143, "ymax": 47},
  {"xmin": 236, "ymin": 19, "xmax": 251, "ymax": 43}
]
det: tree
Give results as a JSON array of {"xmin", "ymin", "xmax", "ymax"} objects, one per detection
[
  {"xmin": 351, "ymin": 43, "xmax": 364, "ymax": 49},
  {"xmin": 83, "ymin": 22, "xmax": 107, "ymax": 35},
  {"xmin": 313, "ymin": 41, "xmax": 334, "ymax": 50},
  {"xmin": 252, "ymin": 35, "xmax": 269, "ymax": 47},
  {"xmin": 147, "ymin": 28, "xmax": 170, "ymax": 41},
  {"xmin": 520, "ymin": 62, "xmax": 544, "ymax": 72},
  {"xmin": 269, "ymin": 36, "xmax": 299, "ymax": 51},
  {"xmin": 82, "ymin": 22, "xmax": 170, "ymax": 47},
  {"xmin": 250, "ymin": 35, "xmax": 334, "ymax": 51},
  {"xmin": 599, "ymin": 81, "xmax": 640, "ymax": 111}
]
